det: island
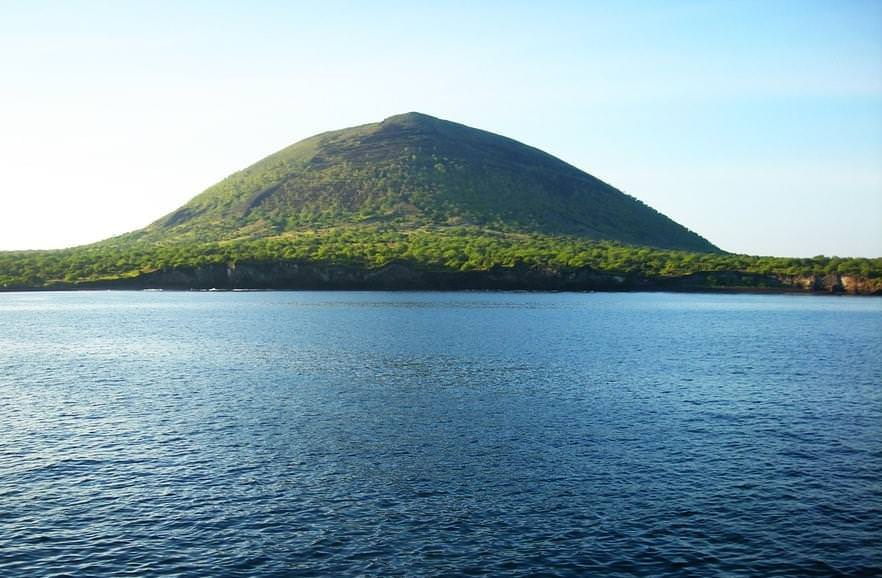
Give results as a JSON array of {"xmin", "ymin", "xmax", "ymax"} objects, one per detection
[{"xmin": 1, "ymin": 113, "xmax": 879, "ymax": 294}]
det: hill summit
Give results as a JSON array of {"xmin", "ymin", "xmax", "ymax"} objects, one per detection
[{"xmin": 131, "ymin": 112, "xmax": 717, "ymax": 252}]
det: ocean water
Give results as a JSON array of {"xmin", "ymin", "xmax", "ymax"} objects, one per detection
[{"xmin": 0, "ymin": 291, "xmax": 880, "ymax": 577}]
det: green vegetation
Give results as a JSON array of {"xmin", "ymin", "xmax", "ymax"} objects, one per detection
[
  {"xmin": 128, "ymin": 112, "xmax": 718, "ymax": 252},
  {"xmin": 1, "ymin": 225, "xmax": 879, "ymax": 289}
]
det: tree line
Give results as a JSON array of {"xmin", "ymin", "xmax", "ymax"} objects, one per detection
[{"xmin": 1, "ymin": 226, "xmax": 879, "ymax": 289}]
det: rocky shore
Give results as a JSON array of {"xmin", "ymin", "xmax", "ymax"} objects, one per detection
[{"xmin": 13, "ymin": 261, "xmax": 881, "ymax": 295}]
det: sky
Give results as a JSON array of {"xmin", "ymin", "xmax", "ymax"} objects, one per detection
[{"xmin": 1, "ymin": 1, "xmax": 880, "ymax": 257}]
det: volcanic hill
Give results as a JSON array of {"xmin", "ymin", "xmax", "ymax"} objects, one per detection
[
  {"xmin": 14, "ymin": 114, "xmax": 878, "ymax": 294},
  {"xmin": 128, "ymin": 112, "xmax": 717, "ymax": 252}
]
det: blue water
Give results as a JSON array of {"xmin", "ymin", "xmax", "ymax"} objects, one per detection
[{"xmin": 1, "ymin": 291, "xmax": 880, "ymax": 577}]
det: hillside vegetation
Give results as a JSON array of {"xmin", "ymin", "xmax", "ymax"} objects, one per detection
[
  {"xmin": 1, "ymin": 225, "xmax": 879, "ymax": 290},
  {"xmin": 127, "ymin": 112, "xmax": 717, "ymax": 252}
]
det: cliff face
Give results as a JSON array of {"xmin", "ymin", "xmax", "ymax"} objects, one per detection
[
  {"xmin": 771, "ymin": 273, "xmax": 882, "ymax": 295},
  {"xmin": 64, "ymin": 262, "xmax": 632, "ymax": 292},
  {"xmin": 44, "ymin": 262, "xmax": 882, "ymax": 295},
  {"xmin": 658, "ymin": 271, "xmax": 882, "ymax": 294},
  {"xmin": 827, "ymin": 275, "xmax": 882, "ymax": 295}
]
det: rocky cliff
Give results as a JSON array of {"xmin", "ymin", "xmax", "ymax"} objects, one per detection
[{"xmin": 37, "ymin": 261, "xmax": 882, "ymax": 295}]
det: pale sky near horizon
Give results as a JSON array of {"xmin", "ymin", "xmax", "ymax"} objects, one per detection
[{"xmin": 1, "ymin": 1, "xmax": 880, "ymax": 257}]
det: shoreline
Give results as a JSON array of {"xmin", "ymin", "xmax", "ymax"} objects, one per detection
[{"xmin": 2, "ymin": 261, "xmax": 880, "ymax": 296}]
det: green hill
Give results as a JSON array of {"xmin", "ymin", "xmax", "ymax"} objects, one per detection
[
  {"xmin": 128, "ymin": 112, "xmax": 717, "ymax": 252},
  {"xmin": 3, "ymin": 113, "xmax": 880, "ymax": 293}
]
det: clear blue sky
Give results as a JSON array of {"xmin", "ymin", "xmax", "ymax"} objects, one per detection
[{"xmin": 1, "ymin": 1, "xmax": 880, "ymax": 256}]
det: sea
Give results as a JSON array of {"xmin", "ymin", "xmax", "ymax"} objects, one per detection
[{"xmin": 1, "ymin": 291, "xmax": 880, "ymax": 577}]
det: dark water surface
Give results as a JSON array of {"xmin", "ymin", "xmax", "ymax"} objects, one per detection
[{"xmin": 1, "ymin": 291, "xmax": 880, "ymax": 577}]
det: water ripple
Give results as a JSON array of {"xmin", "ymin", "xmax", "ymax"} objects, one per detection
[{"xmin": 0, "ymin": 291, "xmax": 880, "ymax": 576}]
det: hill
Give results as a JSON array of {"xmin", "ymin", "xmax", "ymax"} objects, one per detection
[
  {"xmin": 126, "ymin": 112, "xmax": 717, "ymax": 252},
  {"xmin": 2, "ymin": 113, "xmax": 880, "ymax": 293}
]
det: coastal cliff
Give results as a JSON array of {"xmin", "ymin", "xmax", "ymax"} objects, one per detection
[{"xmin": 34, "ymin": 261, "xmax": 882, "ymax": 294}]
